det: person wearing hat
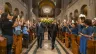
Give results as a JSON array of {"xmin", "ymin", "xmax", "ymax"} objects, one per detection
[
  {"xmin": 70, "ymin": 20, "xmax": 78, "ymax": 35},
  {"xmin": 78, "ymin": 14, "xmax": 86, "ymax": 34}
]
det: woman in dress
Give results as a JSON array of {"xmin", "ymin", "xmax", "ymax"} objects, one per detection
[{"xmin": 80, "ymin": 19, "xmax": 93, "ymax": 54}]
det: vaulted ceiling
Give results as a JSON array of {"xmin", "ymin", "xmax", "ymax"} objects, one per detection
[{"xmin": 22, "ymin": 0, "xmax": 62, "ymax": 18}]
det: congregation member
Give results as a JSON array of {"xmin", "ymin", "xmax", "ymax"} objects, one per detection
[
  {"xmin": 93, "ymin": 18, "xmax": 96, "ymax": 40},
  {"xmin": 78, "ymin": 14, "xmax": 86, "ymax": 34},
  {"xmin": 0, "ymin": 8, "xmax": 5, "ymax": 41},
  {"xmin": 1, "ymin": 12, "xmax": 14, "ymax": 54},
  {"xmin": 62, "ymin": 21, "xmax": 67, "ymax": 35},
  {"xmin": 13, "ymin": 18, "xmax": 22, "ymax": 36},
  {"xmin": 70, "ymin": 21, "xmax": 78, "ymax": 35},
  {"xmin": 66, "ymin": 20, "xmax": 78, "ymax": 35},
  {"xmin": 22, "ymin": 21, "xmax": 30, "ymax": 48},
  {"xmin": 80, "ymin": 19, "xmax": 93, "ymax": 54}
]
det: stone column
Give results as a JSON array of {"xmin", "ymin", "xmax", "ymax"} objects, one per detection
[{"xmin": 28, "ymin": 0, "xmax": 32, "ymax": 20}]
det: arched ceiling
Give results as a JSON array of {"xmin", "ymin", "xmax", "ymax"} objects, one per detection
[
  {"xmin": 39, "ymin": 0, "xmax": 55, "ymax": 9},
  {"xmin": 23, "ymin": 0, "xmax": 62, "ymax": 18}
]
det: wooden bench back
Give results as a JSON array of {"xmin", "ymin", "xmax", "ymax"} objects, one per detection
[{"xmin": 0, "ymin": 38, "xmax": 7, "ymax": 54}]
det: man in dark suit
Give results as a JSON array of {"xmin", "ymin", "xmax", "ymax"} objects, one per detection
[
  {"xmin": 36, "ymin": 19, "xmax": 45, "ymax": 48},
  {"xmin": 48, "ymin": 23, "xmax": 51, "ymax": 40},
  {"xmin": 51, "ymin": 20, "xmax": 58, "ymax": 50}
]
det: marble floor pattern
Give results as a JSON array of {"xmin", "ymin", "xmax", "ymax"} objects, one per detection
[{"xmin": 28, "ymin": 32, "xmax": 67, "ymax": 54}]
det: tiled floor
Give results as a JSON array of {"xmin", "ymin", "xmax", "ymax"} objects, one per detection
[
  {"xmin": 28, "ymin": 32, "xmax": 58, "ymax": 54},
  {"xmin": 26, "ymin": 32, "xmax": 72, "ymax": 54},
  {"xmin": 36, "ymin": 33, "xmax": 58, "ymax": 54}
]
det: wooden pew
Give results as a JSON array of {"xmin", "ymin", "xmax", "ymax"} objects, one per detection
[
  {"xmin": 70, "ymin": 34, "xmax": 79, "ymax": 54},
  {"xmin": 0, "ymin": 38, "xmax": 7, "ymax": 54},
  {"xmin": 87, "ymin": 40, "xmax": 95, "ymax": 54},
  {"xmin": 29, "ymin": 31, "xmax": 32, "ymax": 43},
  {"xmin": 71, "ymin": 39, "xmax": 79, "ymax": 54},
  {"xmin": 76, "ymin": 36, "xmax": 80, "ymax": 45},
  {"xmin": 62, "ymin": 32, "xmax": 65, "ymax": 43},
  {"xmin": 13, "ymin": 34, "xmax": 22, "ymax": 54},
  {"xmin": 94, "ymin": 41, "xmax": 96, "ymax": 54},
  {"xmin": 65, "ymin": 33, "xmax": 70, "ymax": 48}
]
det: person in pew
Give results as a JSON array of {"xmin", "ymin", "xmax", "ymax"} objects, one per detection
[
  {"xmin": 62, "ymin": 24, "xmax": 67, "ymax": 34},
  {"xmin": 66, "ymin": 22, "xmax": 72, "ymax": 34},
  {"xmin": 78, "ymin": 14, "xmax": 86, "ymax": 35},
  {"xmin": 0, "ymin": 9, "xmax": 5, "ymax": 41},
  {"xmin": 1, "ymin": 12, "xmax": 14, "ymax": 54},
  {"xmin": 70, "ymin": 22, "xmax": 78, "ymax": 35},
  {"xmin": 36, "ymin": 19, "xmax": 45, "ymax": 48},
  {"xmin": 22, "ymin": 22, "xmax": 29, "ymax": 48},
  {"xmin": 80, "ymin": 19, "xmax": 94, "ymax": 54},
  {"xmin": 93, "ymin": 18, "xmax": 96, "ymax": 40},
  {"xmin": 0, "ymin": 9, "xmax": 2, "ymax": 36},
  {"xmin": 13, "ymin": 18, "xmax": 22, "ymax": 36},
  {"xmin": 51, "ymin": 20, "xmax": 58, "ymax": 50}
]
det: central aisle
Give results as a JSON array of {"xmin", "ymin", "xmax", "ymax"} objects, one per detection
[
  {"xmin": 28, "ymin": 32, "xmax": 67, "ymax": 54},
  {"xmin": 36, "ymin": 32, "xmax": 58, "ymax": 54}
]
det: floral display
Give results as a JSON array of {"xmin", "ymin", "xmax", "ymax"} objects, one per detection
[{"xmin": 41, "ymin": 18, "xmax": 54, "ymax": 24}]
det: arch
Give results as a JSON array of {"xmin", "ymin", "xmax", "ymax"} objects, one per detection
[
  {"xmin": 5, "ymin": 2, "xmax": 12, "ymax": 13},
  {"xmin": 74, "ymin": 9, "xmax": 79, "ymax": 21},
  {"xmin": 81, "ymin": 4, "xmax": 88, "ymax": 16},
  {"xmin": 14, "ymin": 8, "xmax": 19, "ymax": 15},
  {"xmin": 39, "ymin": 0, "xmax": 55, "ymax": 9},
  {"xmin": 20, "ymin": 11, "xmax": 24, "ymax": 18},
  {"xmin": 69, "ymin": 12, "xmax": 73, "ymax": 20}
]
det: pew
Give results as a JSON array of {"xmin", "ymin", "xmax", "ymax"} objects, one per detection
[
  {"xmin": 86, "ymin": 33, "xmax": 96, "ymax": 54},
  {"xmin": 29, "ymin": 31, "xmax": 33, "ymax": 43},
  {"xmin": 0, "ymin": 38, "xmax": 7, "ymax": 54},
  {"xmin": 76, "ymin": 36, "xmax": 80, "ymax": 45},
  {"xmin": 94, "ymin": 41, "xmax": 96, "ymax": 54},
  {"xmin": 13, "ymin": 34, "xmax": 23, "ymax": 54},
  {"xmin": 71, "ymin": 39, "xmax": 79, "ymax": 54},
  {"xmin": 70, "ymin": 34, "xmax": 79, "ymax": 54},
  {"xmin": 87, "ymin": 40, "xmax": 95, "ymax": 54},
  {"xmin": 65, "ymin": 33, "xmax": 70, "ymax": 48},
  {"xmin": 62, "ymin": 32, "xmax": 65, "ymax": 43}
]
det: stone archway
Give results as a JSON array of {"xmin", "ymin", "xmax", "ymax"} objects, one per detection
[
  {"xmin": 81, "ymin": 5, "xmax": 88, "ymax": 16},
  {"xmin": 5, "ymin": 2, "xmax": 12, "ymax": 13},
  {"xmin": 20, "ymin": 11, "xmax": 24, "ymax": 18},
  {"xmin": 69, "ymin": 12, "xmax": 73, "ymax": 20},
  {"xmin": 74, "ymin": 9, "xmax": 79, "ymax": 21},
  {"xmin": 14, "ymin": 8, "xmax": 19, "ymax": 16}
]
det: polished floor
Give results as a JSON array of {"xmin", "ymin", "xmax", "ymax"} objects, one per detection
[{"xmin": 22, "ymin": 32, "xmax": 73, "ymax": 54}]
